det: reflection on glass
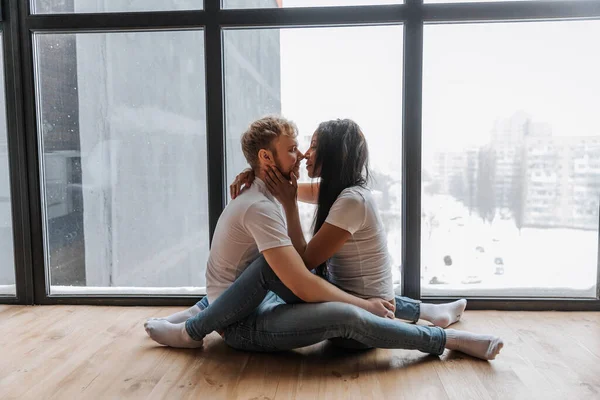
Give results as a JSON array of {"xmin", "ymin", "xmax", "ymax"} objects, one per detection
[
  {"xmin": 426, "ymin": 0, "xmax": 577, "ymax": 3},
  {"xmin": 224, "ymin": 26, "xmax": 404, "ymax": 286},
  {"xmin": 422, "ymin": 21, "xmax": 600, "ymax": 297},
  {"xmin": 34, "ymin": 31, "xmax": 209, "ymax": 295},
  {"xmin": 0, "ymin": 34, "xmax": 17, "ymax": 297},
  {"xmin": 223, "ymin": 0, "xmax": 401, "ymax": 9},
  {"xmin": 32, "ymin": 0, "xmax": 203, "ymax": 14}
]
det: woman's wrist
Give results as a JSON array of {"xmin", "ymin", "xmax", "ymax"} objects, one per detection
[{"xmin": 282, "ymin": 198, "xmax": 298, "ymax": 212}]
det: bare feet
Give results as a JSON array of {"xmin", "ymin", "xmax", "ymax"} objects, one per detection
[
  {"xmin": 419, "ymin": 299, "xmax": 467, "ymax": 328},
  {"xmin": 445, "ymin": 329, "xmax": 504, "ymax": 360},
  {"xmin": 144, "ymin": 319, "xmax": 204, "ymax": 349}
]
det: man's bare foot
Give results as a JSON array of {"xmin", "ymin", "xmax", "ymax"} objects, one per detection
[{"xmin": 144, "ymin": 320, "xmax": 204, "ymax": 349}]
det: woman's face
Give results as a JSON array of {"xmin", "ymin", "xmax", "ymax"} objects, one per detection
[{"xmin": 304, "ymin": 132, "xmax": 321, "ymax": 178}]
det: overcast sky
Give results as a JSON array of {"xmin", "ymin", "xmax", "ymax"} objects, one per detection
[{"xmin": 279, "ymin": 0, "xmax": 600, "ymax": 172}]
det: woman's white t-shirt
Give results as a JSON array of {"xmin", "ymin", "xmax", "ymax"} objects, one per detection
[{"xmin": 324, "ymin": 186, "xmax": 395, "ymax": 300}]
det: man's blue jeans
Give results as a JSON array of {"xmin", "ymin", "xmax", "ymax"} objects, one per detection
[{"xmin": 187, "ymin": 255, "xmax": 445, "ymax": 355}]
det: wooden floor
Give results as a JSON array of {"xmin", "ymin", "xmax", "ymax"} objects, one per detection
[{"xmin": 0, "ymin": 306, "xmax": 599, "ymax": 400}]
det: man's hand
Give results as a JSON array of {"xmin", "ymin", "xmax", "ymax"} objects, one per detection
[
  {"xmin": 264, "ymin": 165, "xmax": 298, "ymax": 210},
  {"xmin": 230, "ymin": 168, "xmax": 255, "ymax": 200},
  {"xmin": 366, "ymin": 298, "xmax": 396, "ymax": 319}
]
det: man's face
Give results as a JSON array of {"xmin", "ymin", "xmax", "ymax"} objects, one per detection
[{"xmin": 271, "ymin": 134, "xmax": 303, "ymax": 179}]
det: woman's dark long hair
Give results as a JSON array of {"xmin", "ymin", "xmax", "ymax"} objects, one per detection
[{"xmin": 312, "ymin": 119, "xmax": 370, "ymax": 277}]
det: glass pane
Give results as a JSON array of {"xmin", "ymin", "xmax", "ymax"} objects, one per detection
[
  {"xmin": 223, "ymin": 0, "xmax": 401, "ymax": 9},
  {"xmin": 34, "ymin": 31, "xmax": 209, "ymax": 295},
  {"xmin": 426, "ymin": 0, "xmax": 578, "ymax": 3},
  {"xmin": 422, "ymin": 20, "xmax": 600, "ymax": 297},
  {"xmin": 0, "ymin": 35, "xmax": 16, "ymax": 298},
  {"xmin": 32, "ymin": 0, "xmax": 203, "ymax": 14},
  {"xmin": 224, "ymin": 26, "xmax": 404, "ymax": 288}
]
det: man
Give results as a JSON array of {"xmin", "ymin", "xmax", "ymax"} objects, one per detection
[{"xmin": 145, "ymin": 116, "xmax": 396, "ymax": 346}]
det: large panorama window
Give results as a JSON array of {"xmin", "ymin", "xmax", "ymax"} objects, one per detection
[{"xmin": 1, "ymin": 0, "xmax": 597, "ymax": 306}]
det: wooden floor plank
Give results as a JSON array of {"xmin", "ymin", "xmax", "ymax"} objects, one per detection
[
  {"xmin": 0, "ymin": 306, "xmax": 98, "ymax": 387},
  {"xmin": 46, "ymin": 307, "xmax": 161, "ymax": 400},
  {"xmin": 527, "ymin": 313, "xmax": 600, "ymax": 398},
  {"xmin": 500, "ymin": 312, "xmax": 597, "ymax": 400},
  {"xmin": 14, "ymin": 307, "xmax": 134, "ymax": 399},
  {"xmin": 0, "ymin": 306, "xmax": 598, "ymax": 400},
  {"xmin": 462, "ymin": 312, "xmax": 532, "ymax": 400},
  {"xmin": 435, "ymin": 355, "xmax": 493, "ymax": 400}
]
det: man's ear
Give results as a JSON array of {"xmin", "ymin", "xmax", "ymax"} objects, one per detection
[{"xmin": 258, "ymin": 149, "xmax": 274, "ymax": 166}]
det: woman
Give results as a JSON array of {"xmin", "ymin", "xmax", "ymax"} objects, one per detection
[
  {"xmin": 233, "ymin": 118, "xmax": 465, "ymax": 329},
  {"xmin": 146, "ymin": 119, "xmax": 503, "ymax": 361}
]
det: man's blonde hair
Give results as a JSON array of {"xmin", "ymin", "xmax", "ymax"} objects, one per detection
[{"xmin": 241, "ymin": 116, "xmax": 298, "ymax": 169}]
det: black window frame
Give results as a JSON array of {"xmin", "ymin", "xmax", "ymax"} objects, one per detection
[{"xmin": 1, "ymin": 0, "xmax": 599, "ymax": 310}]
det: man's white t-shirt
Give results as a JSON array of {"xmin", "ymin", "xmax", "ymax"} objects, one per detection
[
  {"xmin": 205, "ymin": 178, "xmax": 292, "ymax": 303},
  {"xmin": 325, "ymin": 186, "xmax": 395, "ymax": 300}
]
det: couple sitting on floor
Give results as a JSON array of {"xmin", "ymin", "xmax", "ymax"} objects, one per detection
[{"xmin": 145, "ymin": 116, "xmax": 503, "ymax": 361}]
